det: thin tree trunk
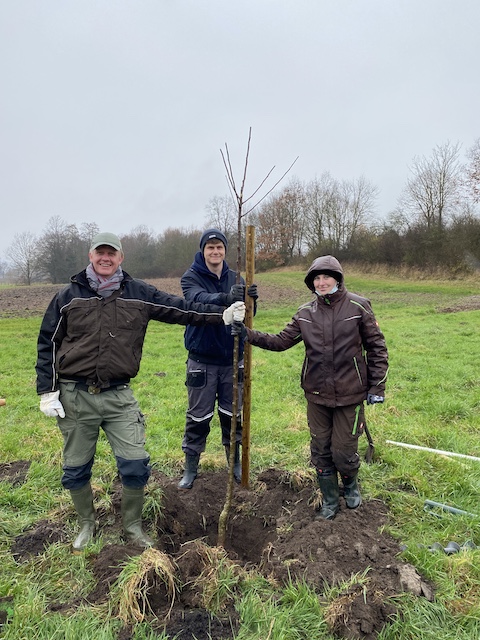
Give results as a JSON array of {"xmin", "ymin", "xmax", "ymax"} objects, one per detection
[
  {"xmin": 241, "ymin": 225, "xmax": 255, "ymax": 487},
  {"xmin": 217, "ymin": 128, "xmax": 295, "ymax": 547}
]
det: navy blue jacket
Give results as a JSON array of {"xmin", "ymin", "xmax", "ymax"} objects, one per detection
[{"xmin": 181, "ymin": 252, "xmax": 245, "ymax": 365}]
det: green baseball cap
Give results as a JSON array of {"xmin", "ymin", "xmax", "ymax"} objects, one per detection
[{"xmin": 90, "ymin": 232, "xmax": 123, "ymax": 252}]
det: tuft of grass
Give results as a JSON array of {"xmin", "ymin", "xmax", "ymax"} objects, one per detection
[
  {"xmin": 110, "ymin": 548, "xmax": 178, "ymax": 625},
  {"xmin": 183, "ymin": 539, "xmax": 245, "ymax": 614}
]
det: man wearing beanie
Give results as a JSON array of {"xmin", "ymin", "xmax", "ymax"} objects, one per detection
[
  {"xmin": 178, "ymin": 228, "xmax": 258, "ymax": 489},
  {"xmin": 36, "ymin": 231, "xmax": 245, "ymax": 552}
]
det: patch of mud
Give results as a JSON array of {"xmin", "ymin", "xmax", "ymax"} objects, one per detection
[
  {"xmin": 438, "ymin": 294, "xmax": 480, "ymax": 313},
  {"xmin": 4, "ymin": 280, "xmax": 480, "ymax": 320},
  {"xmin": 0, "ymin": 279, "xmax": 297, "ymax": 318},
  {"xmin": 5, "ymin": 464, "xmax": 434, "ymax": 639},
  {"xmin": 0, "ymin": 460, "xmax": 31, "ymax": 486},
  {"xmin": 11, "ymin": 520, "xmax": 69, "ymax": 561}
]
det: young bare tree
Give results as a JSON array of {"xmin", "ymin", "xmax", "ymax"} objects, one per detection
[
  {"xmin": 465, "ymin": 137, "xmax": 480, "ymax": 204},
  {"xmin": 399, "ymin": 141, "xmax": 463, "ymax": 230},
  {"xmin": 254, "ymin": 177, "xmax": 306, "ymax": 266},
  {"xmin": 303, "ymin": 173, "xmax": 338, "ymax": 254},
  {"xmin": 205, "ymin": 195, "xmax": 238, "ymax": 237},
  {"xmin": 217, "ymin": 128, "xmax": 297, "ymax": 547},
  {"xmin": 0, "ymin": 259, "xmax": 8, "ymax": 281},
  {"xmin": 303, "ymin": 173, "xmax": 378, "ymax": 256},
  {"xmin": 6, "ymin": 231, "xmax": 40, "ymax": 285},
  {"xmin": 36, "ymin": 216, "xmax": 81, "ymax": 284}
]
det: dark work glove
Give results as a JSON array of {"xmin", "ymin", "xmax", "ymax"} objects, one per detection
[
  {"xmin": 230, "ymin": 284, "xmax": 246, "ymax": 302},
  {"xmin": 247, "ymin": 284, "xmax": 258, "ymax": 301},
  {"xmin": 217, "ymin": 292, "xmax": 232, "ymax": 306},
  {"xmin": 367, "ymin": 394, "xmax": 384, "ymax": 404},
  {"xmin": 231, "ymin": 321, "xmax": 247, "ymax": 339}
]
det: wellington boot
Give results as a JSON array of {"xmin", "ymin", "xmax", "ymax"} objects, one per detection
[
  {"xmin": 121, "ymin": 486, "xmax": 154, "ymax": 549},
  {"xmin": 225, "ymin": 444, "xmax": 241, "ymax": 483},
  {"xmin": 315, "ymin": 472, "xmax": 340, "ymax": 520},
  {"xmin": 178, "ymin": 454, "xmax": 200, "ymax": 490},
  {"xmin": 342, "ymin": 474, "xmax": 362, "ymax": 509},
  {"xmin": 69, "ymin": 483, "xmax": 96, "ymax": 552}
]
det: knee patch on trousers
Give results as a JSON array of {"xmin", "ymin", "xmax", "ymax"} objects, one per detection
[
  {"xmin": 116, "ymin": 456, "xmax": 151, "ymax": 488},
  {"xmin": 61, "ymin": 458, "xmax": 94, "ymax": 490}
]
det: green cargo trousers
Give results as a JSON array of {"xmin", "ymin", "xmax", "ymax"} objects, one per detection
[{"xmin": 57, "ymin": 382, "xmax": 150, "ymax": 490}]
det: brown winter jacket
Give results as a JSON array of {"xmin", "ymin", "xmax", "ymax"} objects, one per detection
[{"xmin": 246, "ymin": 256, "xmax": 388, "ymax": 407}]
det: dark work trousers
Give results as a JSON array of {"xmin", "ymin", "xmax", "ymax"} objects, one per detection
[
  {"xmin": 307, "ymin": 401, "xmax": 365, "ymax": 476},
  {"xmin": 57, "ymin": 381, "xmax": 151, "ymax": 490},
  {"xmin": 182, "ymin": 358, "xmax": 244, "ymax": 456}
]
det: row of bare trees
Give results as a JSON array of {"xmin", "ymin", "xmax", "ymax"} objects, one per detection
[
  {"xmin": 3, "ymin": 138, "xmax": 480, "ymax": 284},
  {"xmin": 2, "ymin": 218, "xmax": 209, "ymax": 285}
]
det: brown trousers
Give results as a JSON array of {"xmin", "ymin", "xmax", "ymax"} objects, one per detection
[{"xmin": 307, "ymin": 401, "xmax": 365, "ymax": 476}]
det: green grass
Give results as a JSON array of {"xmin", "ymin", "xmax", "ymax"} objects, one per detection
[{"xmin": 1, "ymin": 268, "xmax": 480, "ymax": 638}]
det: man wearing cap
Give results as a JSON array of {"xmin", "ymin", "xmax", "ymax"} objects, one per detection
[
  {"xmin": 177, "ymin": 228, "xmax": 258, "ymax": 489},
  {"xmin": 36, "ymin": 232, "xmax": 245, "ymax": 551},
  {"xmin": 238, "ymin": 255, "xmax": 388, "ymax": 520}
]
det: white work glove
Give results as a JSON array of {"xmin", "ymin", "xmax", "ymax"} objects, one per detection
[
  {"xmin": 40, "ymin": 390, "xmax": 65, "ymax": 418},
  {"xmin": 222, "ymin": 301, "xmax": 246, "ymax": 325}
]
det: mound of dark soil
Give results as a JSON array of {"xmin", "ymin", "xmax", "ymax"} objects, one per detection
[{"xmin": 5, "ymin": 464, "xmax": 434, "ymax": 640}]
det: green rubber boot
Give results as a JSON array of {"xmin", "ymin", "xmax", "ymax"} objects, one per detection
[
  {"xmin": 121, "ymin": 486, "xmax": 154, "ymax": 549},
  {"xmin": 342, "ymin": 474, "xmax": 362, "ymax": 509},
  {"xmin": 315, "ymin": 471, "xmax": 340, "ymax": 520},
  {"xmin": 178, "ymin": 454, "xmax": 200, "ymax": 490},
  {"xmin": 69, "ymin": 483, "xmax": 96, "ymax": 552}
]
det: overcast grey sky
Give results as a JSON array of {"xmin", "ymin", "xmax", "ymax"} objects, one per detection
[{"xmin": 1, "ymin": 1, "xmax": 478, "ymax": 259}]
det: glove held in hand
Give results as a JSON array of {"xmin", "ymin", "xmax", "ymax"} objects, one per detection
[
  {"xmin": 223, "ymin": 301, "xmax": 246, "ymax": 325},
  {"xmin": 40, "ymin": 390, "xmax": 66, "ymax": 418}
]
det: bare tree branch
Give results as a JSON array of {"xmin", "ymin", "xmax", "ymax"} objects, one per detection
[{"xmin": 244, "ymin": 156, "xmax": 299, "ymax": 215}]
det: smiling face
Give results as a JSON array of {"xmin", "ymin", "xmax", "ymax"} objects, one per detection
[
  {"xmin": 203, "ymin": 240, "xmax": 226, "ymax": 274},
  {"xmin": 313, "ymin": 273, "xmax": 338, "ymax": 295},
  {"xmin": 88, "ymin": 244, "xmax": 124, "ymax": 278}
]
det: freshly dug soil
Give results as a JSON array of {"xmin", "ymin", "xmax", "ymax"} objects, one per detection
[
  {"xmin": 2, "ymin": 279, "xmax": 438, "ymax": 637},
  {"xmin": 6, "ymin": 464, "xmax": 434, "ymax": 640}
]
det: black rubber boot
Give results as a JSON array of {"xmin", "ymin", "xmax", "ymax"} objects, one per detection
[
  {"xmin": 315, "ymin": 471, "xmax": 340, "ymax": 520},
  {"xmin": 225, "ymin": 444, "xmax": 241, "ymax": 483},
  {"xmin": 178, "ymin": 454, "xmax": 200, "ymax": 490},
  {"xmin": 342, "ymin": 474, "xmax": 362, "ymax": 509},
  {"xmin": 69, "ymin": 483, "xmax": 96, "ymax": 552},
  {"xmin": 121, "ymin": 486, "xmax": 154, "ymax": 549}
]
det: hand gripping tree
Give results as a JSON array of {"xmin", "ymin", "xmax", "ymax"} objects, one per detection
[{"xmin": 217, "ymin": 128, "xmax": 297, "ymax": 547}]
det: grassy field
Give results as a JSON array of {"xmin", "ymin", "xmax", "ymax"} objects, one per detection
[{"xmin": 0, "ymin": 267, "xmax": 479, "ymax": 639}]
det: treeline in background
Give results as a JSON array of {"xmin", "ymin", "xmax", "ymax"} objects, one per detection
[{"xmin": 3, "ymin": 139, "xmax": 480, "ymax": 285}]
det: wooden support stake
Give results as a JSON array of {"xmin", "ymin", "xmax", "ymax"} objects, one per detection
[{"xmin": 241, "ymin": 225, "xmax": 255, "ymax": 488}]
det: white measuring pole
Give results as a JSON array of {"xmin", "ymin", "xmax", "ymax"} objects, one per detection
[{"xmin": 386, "ymin": 440, "xmax": 480, "ymax": 462}]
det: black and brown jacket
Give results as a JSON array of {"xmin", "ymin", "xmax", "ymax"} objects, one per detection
[{"xmin": 36, "ymin": 269, "xmax": 224, "ymax": 394}]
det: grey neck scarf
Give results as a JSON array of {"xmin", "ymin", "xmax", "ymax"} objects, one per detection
[{"xmin": 86, "ymin": 263, "xmax": 123, "ymax": 298}]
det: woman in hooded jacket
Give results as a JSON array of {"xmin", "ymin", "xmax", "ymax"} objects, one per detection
[{"xmin": 243, "ymin": 255, "xmax": 388, "ymax": 520}]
